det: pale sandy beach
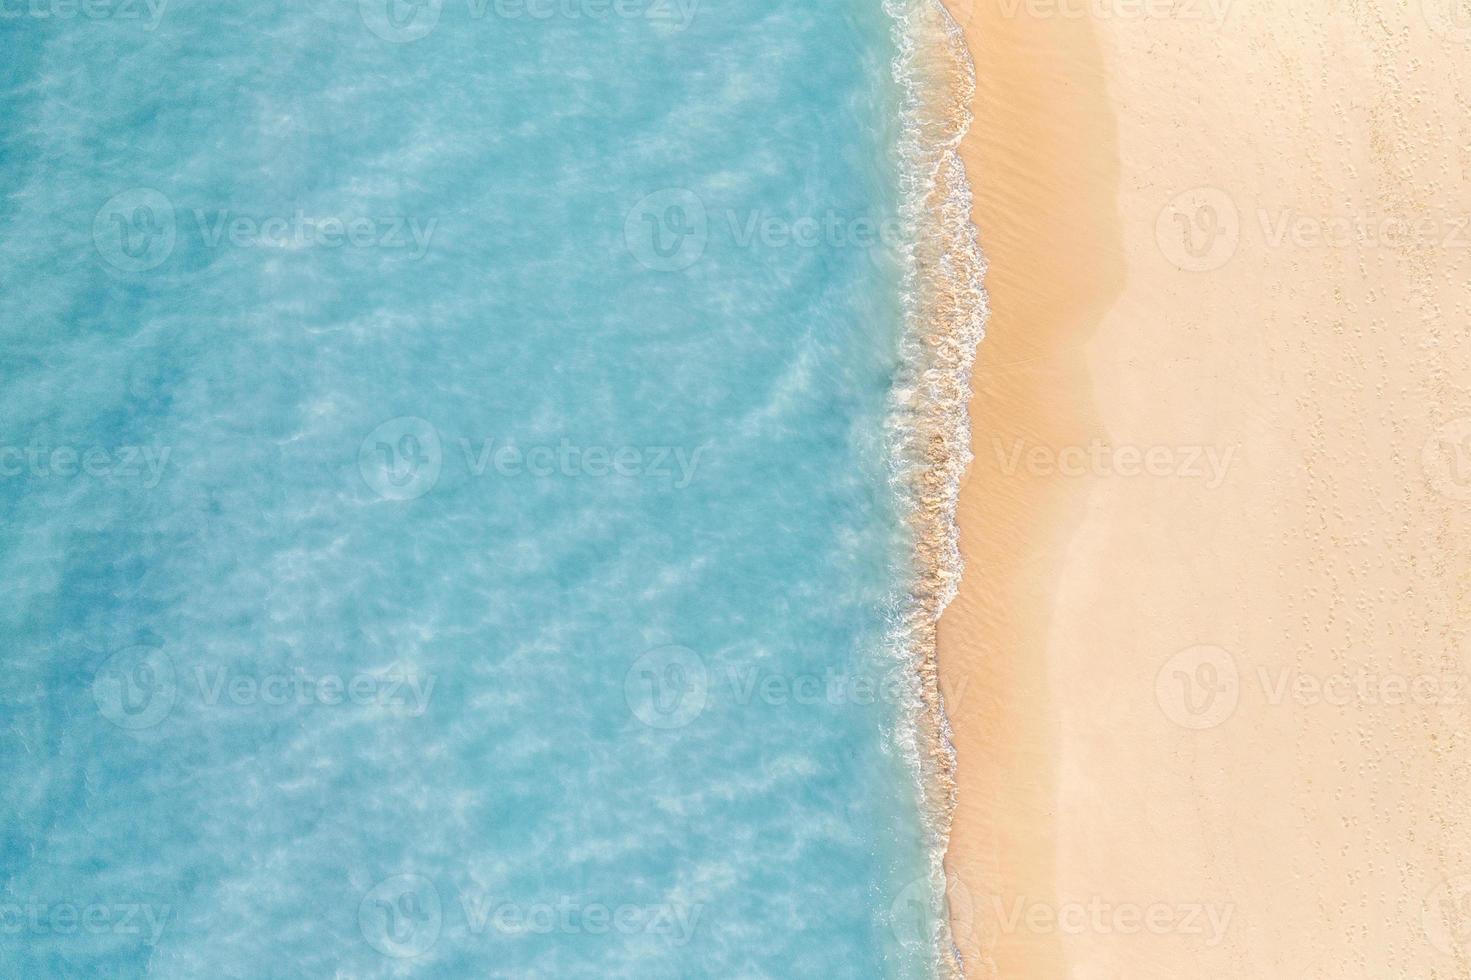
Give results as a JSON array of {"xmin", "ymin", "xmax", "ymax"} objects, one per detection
[{"xmin": 936, "ymin": 0, "xmax": 1471, "ymax": 976}]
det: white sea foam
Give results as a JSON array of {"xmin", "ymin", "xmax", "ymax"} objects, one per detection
[{"xmin": 881, "ymin": 0, "xmax": 989, "ymax": 976}]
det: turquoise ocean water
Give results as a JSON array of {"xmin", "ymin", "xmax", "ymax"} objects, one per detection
[{"xmin": 0, "ymin": 0, "xmax": 981, "ymax": 975}]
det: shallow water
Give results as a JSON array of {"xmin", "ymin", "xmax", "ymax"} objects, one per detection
[{"xmin": 0, "ymin": 0, "xmax": 960, "ymax": 975}]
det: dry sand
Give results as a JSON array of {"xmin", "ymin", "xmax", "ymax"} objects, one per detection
[{"xmin": 934, "ymin": 0, "xmax": 1471, "ymax": 976}]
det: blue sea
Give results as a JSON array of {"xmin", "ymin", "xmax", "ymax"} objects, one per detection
[{"xmin": 0, "ymin": 0, "xmax": 983, "ymax": 975}]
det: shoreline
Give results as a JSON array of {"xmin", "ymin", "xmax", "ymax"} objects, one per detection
[
  {"xmin": 933, "ymin": 2, "xmax": 1471, "ymax": 977},
  {"xmin": 886, "ymin": 0, "xmax": 989, "ymax": 974}
]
